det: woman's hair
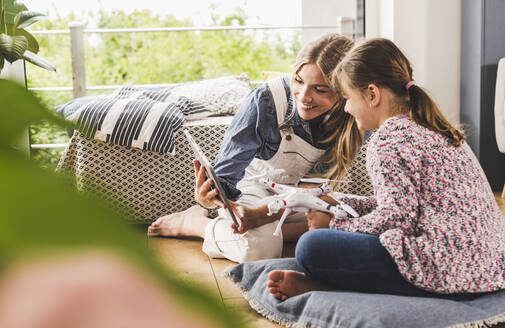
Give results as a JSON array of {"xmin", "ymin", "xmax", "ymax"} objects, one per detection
[
  {"xmin": 336, "ymin": 37, "xmax": 466, "ymax": 146},
  {"xmin": 291, "ymin": 33, "xmax": 362, "ymax": 186}
]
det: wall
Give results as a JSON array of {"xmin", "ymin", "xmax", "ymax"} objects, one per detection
[
  {"xmin": 300, "ymin": 0, "xmax": 356, "ymax": 46},
  {"xmin": 367, "ymin": 0, "xmax": 504, "ymax": 190},
  {"xmin": 365, "ymin": 0, "xmax": 461, "ymax": 125}
]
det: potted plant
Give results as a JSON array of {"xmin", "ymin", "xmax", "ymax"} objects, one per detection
[{"xmin": 0, "ymin": 0, "xmax": 56, "ymax": 74}]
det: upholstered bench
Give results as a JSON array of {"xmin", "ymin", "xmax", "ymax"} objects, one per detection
[{"xmin": 57, "ymin": 116, "xmax": 232, "ymax": 222}]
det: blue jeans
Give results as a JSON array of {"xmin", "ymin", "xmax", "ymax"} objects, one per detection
[{"xmin": 295, "ymin": 229, "xmax": 483, "ymax": 300}]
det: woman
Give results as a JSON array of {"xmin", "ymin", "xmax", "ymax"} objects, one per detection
[{"xmin": 148, "ymin": 33, "xmax": 362, "ymax": 263}]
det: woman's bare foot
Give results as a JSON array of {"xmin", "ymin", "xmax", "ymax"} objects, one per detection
[
  {"xmin": 267, "ymin": 270, "xmax": 331, "ymax": 300},
  {"xmin": 147, "ymin": 206, "xmax": 210, "ymax": 238}
]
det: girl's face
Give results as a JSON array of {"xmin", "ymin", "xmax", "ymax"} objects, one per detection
[
  {"xmin": 340, "ymin": 74, "xmax": 379, "ymax": 131},
  {"xmin": 292, "ymin": 63, "xmax": 339, "ymax": 121}
]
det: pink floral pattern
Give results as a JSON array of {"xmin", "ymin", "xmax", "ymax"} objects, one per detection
[{"xmin": 331, "ymin": 115, "xmax": 505, "ymax": 293}]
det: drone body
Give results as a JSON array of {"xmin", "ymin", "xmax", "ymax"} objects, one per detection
[{"xmin": 249, "ymin": 175, "xmax": 359, "ymax": 236}]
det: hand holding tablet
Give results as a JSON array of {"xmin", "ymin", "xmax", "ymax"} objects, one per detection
[{"xmin": 183, "ymin": 129, "xmax": 240, "ymax": 228}]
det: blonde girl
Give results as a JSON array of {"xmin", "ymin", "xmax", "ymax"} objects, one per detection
[{"xmin": 268, "ymin": 38, "xmax": 505, "ymax": 300}]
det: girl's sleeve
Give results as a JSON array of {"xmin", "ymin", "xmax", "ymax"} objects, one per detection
[
  {"xmin": 331, "ymin": 138, "xmax": 421, "ymax": 235},
  {"xmin": 213, "ymin": 86, "xmax": 273, "ymax": 201},
  {"xmin": 332, "ymin": 194, "xmax": 377, "ymax": 216}
]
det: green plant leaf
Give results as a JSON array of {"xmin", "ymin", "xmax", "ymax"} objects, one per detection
[
  {"xmin": 2, "ymin": 0, "xmax": 26, "ymax": 26},
  {"xmin": 22, "ymin": 49, "xmax": 56, "ymax": 71},
  {"xmin": 0, "ymin": 79, "xmax": 70, "ymax": 147},
  {"xmin": 1, "ymin": 4, "xmax": 6, "ymax": 34},
  {"xmin": 14, "ymin": 11, "xmax": 44, "ymax": 30},
  {"xmin": 0, "ymin": 33, "xmax": 26, "ymax": 62},
  {"xmin": 14, "ymin": 28, "xmax": 38, "ymax": 53},
  {"xmin": 0, "ymin": 79, "xmax": 246, "ymax": 328}
]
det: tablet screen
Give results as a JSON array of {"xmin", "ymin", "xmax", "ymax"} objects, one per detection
[{"xmin": 183, "ymin": 129, "xmax": 239, "ymax": 227}]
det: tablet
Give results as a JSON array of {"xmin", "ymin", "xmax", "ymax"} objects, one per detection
[{"xmin": 183, "ymin": 129, "xmax": 239, "ymax": 227}]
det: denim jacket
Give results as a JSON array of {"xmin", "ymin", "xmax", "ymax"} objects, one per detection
[{"xmin": 214, "ymin": 77, "xmax": 328, "ymax": 201}]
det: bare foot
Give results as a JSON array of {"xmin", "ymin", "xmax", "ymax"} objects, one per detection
[
  {"xmin": 231, "ymin": 204, "xmax": 278, "ymax": 234},
  {"xmin": 147, "ymin": 206, "xmax": 210, "ymax": 238},
  {"xmin": 267, "ymin": 270, "xmax": 331, "ymax": 300}
]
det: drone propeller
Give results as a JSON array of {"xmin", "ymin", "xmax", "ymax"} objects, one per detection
[
  {"xmin": 299, "ymin": 178, "xmax": 351, "ymax": 185},
  {"xmin": 243, "ymin": 168, "xmax": 286, "ymax": 181},
  {"xmin": 299, "ymin": 177, "xmax": 329, "ymax": 184},
  {"xmin": 340, "ymin": 203, "xmax": 359, "ymax": 218}
]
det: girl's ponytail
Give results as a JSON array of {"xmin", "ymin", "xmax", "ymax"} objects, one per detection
[{"xmin": 408, "ymin": 85, "xmax": 466, "ymax": 146}]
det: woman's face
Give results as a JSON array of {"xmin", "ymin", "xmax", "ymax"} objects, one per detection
[{"xmin": 292, "ymin": 63, "xmax": 339, "ymax": 121}]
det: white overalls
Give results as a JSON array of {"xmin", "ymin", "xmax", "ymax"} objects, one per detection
[{"xmin": 202, "ymin": 78, "xmax": 326, "ymax": 263}]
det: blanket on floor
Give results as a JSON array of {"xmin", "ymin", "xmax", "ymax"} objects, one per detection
[{"xmin": 224, "ymin": 258, "xmax": 505, "ymax": 328}]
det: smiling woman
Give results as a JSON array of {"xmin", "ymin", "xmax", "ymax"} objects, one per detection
[
  {"xmin": 292, "ymin": 63, "xmax": 338, "ymax": 121},
  {"xmin": 147, "ymin": 33, "xmax": 362, "ymax": 264}
]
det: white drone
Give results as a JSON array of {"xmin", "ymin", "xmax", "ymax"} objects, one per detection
[{"xmin": 245, "ymin": 171, "xmax": 359, "ymax": 236}]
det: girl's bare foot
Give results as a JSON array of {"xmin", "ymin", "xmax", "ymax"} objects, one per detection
[
  {"xmin": 147, "ymin": 206, "xmax": 210, "ymax": 238},
  {"xmin": 267, "ymin": 270, "xmax": 331, "ymax": 300}
]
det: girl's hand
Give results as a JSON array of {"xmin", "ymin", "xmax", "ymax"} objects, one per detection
[
  {"xmin": 193, "ymin": 159, "xmax": 224, "ymax": 208},
  {"xmin": 306, "ymin": 210, "xmax": 332, "ymax": 230},
  {"xmin": 229, "ymin": 202, "xmax": 268, "ymax": 234}
]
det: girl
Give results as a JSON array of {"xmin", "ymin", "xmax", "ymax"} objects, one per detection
[
  {"xmin": 268, "ymin": 38, "xmax": 505, "ymax": 300},
  {"xmin": 147, "ymin": 33, "xmax": 362, "ymax": 263}
]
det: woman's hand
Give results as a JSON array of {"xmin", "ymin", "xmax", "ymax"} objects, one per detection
[
  {"xmin": 193, "ymin": 159, "xmax": 224, "ymax": 208},
  {"xmin": 306, "ymin": 210, "xmax": 332, "ymax": 230}
]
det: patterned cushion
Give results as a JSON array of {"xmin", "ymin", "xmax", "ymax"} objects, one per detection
[
  {"xmin": 57, "ymin": 117, "xmax": 373, "ymax": 223},
  {"xmin": 335, "ymin": 134, "xmax": 373, "ymax": 196}
]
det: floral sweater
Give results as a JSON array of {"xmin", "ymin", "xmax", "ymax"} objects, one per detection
[{"xmin": 331, "ymin": 115, "xmax": 505, "ymax": 293}]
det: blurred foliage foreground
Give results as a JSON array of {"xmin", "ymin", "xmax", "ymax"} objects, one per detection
[
  {"xmin": 0, "ymin": 79, "xmax": 246, "ymax": 327},
  {"xmin": 27, "ymin": 7, "xmax": 300, "ymax": 169}
]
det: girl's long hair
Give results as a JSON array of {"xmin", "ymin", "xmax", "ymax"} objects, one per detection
[
  {"xmin": 336, "ymin": 38, "xmax": 465, "ymax": 146},
  {"xmin": 292, "ymin": 33, "xmax": 362, "ymax": 186}
]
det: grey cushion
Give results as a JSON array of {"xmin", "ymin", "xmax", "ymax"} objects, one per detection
[
  {"xmin": 224, "ymin": 258, "xmax": 505, "ymax": 328},
  {"xmin": 163, "ymin": 73, "xmax": 251, "ymax": 117}
]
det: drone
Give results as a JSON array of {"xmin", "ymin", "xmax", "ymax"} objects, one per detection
[{"xmin": 245, "ymin": 171, "xmax": 359, "ymax": 236}]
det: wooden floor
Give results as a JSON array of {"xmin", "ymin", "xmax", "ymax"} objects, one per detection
[{"xmin": 147, "ymin": 192, "xmax": 505, "ymax": 328}]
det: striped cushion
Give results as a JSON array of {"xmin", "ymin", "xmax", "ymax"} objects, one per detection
[
  {"xmin": 63, "ymin": 74, "xmax": 251, "ymax": 155},
  {"xmin": 69, "ymin": 89, "xmax": 194, "ymax": 154}
]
